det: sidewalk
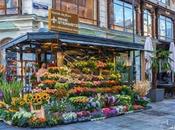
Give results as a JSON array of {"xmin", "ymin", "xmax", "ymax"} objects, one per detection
[{"xmin": 1, "ymin": 99, "xmax": 175, "ymax": 130}]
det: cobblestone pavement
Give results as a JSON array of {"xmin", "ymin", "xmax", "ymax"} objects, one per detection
[{"xmin": 1, "ymin": 99, "xmax": 175, "ymax": 130}]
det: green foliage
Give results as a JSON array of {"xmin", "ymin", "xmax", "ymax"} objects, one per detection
[
  {"xmin": 12, "ymin": 111, "xmax": 33, "ymax": 127},
  {"xmin": 54, "ymin": 82, "xmax": 69, "ymax": 89},
  {"xmin": 0, "ymin": 109, "xmax": 15, "ymax": 121},
  {"xmin": 116, "ymin": 95, "xmax": 131, "ymax": 106},
  {"xmin": 45, "ymin": 100, "xmax": 66, "ymax": 113},
  {"xmin": 151, "ymin": 49, "xmax": 172, "ymax": 72},
  {"xmin": 0, "ymin": 81, "xmax": 23, "ymax": 104}
]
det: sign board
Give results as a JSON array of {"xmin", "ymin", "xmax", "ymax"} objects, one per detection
[{"xmin": 48, "ymin": 9, "xmax": 79, "ymax": 34}]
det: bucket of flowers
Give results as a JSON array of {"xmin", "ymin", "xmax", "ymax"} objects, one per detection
[
  {"xmin": 25, "ymin": 92, "xmax": 50, "ymax": 119},
  {"xmin": 62, "ymin": 112, "xmax": 77, "ymax": 124},
  {"xmin": 76, "ymin": 111, "xmax": 91, "ymax": 122}
]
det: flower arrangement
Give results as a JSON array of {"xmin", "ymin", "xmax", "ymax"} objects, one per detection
[
  {"xmin": 96, "ymin": 61, "xmax": 107, "ymax": 68},
  {"xmin": 28, "ymin": 116, "xmax": 46, "ymax": 128},
  {"xmin": 76, "ymin": 111, "xmax": 91, "ymax": 122},
  {"xmin": 24, "ymin": 92, "xmax": 50, "ymax": 108},
  {"xmin": 69, "ymin": 96, "xmax": 89, "ymax": 104},
  {"xmin": 62, "ymin": 112, "xmax": 77, "ymax": 123},
  {"xmin": 109, "ymin": 73, "xmax": 121, "ymax": 82},
  {"xmin": 69, "ymin": 96, "xmax": 89, "ymax": 110},
  {"xmin": 12, "ymin": 110, "xmax": 33, "ymax": 127},
  {"xmin": 43, "ymin": 88, "xmax": 57, "ymax": 95},
  {"xmin": 0, "ymin": 101, "xmax": 6, "ymax": 109},
  {"xmin": 116, "ymin": 95, "xmax": 132, "ymax": 107},
  {"xmin": 133, "ymin": 80, "xmax": 151, "ymax": 97},
  {"xmin": 11, "ymin": 97, "xmax": 28, "ymax": 109},
  {"xmin": 40, "ymin": 80, "xmax": 56, "ymax": 89},
  {"xmin": 102, "ymin": 108, "xmax": 117, "ymax": 118},
  {"xmin": 87, "ymin": 97, "xmax": 101, "ymax": 111}
]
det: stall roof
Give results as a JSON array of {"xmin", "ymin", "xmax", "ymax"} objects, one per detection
[{"xmin": 0, "ymin": 32, "xmax": 144, "ymax": 51}]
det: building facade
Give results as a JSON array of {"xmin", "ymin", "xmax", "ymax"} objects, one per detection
[{"xmin": 0, "ymin": 0, "xmax": 175, "ymax": 81}]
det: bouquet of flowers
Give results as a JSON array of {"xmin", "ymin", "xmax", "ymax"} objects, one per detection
[
  {"xmin": 69, "ymin": 96, "xmax": 89, "ymax": 110},
  {"xmin": 87, "ymin": 97, "xmax": 101, "ymax": 111},
  {"xmin": 76, "ymin": 111, "xmax": 91, "ymax": 122},
  {"xmin": 96, "ymin": 61, "xmax": 107, "ymax": 68},
  {"xmin": 90, "ymin": 110, "xmax": 104, "ymax": 120},
  {"xmin": 24, "ymin": 92, "xmax": 50, "ymax": 110},
  {"xmin": 102, "ymin": 108, "xmax": 117, "ymax": 118},
  {"xmin": 62, "ymin": 112, "xmax": 77, "ymax": 124}
]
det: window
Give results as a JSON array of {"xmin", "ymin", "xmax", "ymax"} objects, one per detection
[
  {"xmin": 158, "ymin": 15, "xmax": 173, "ymax": 41},
  {"xmin": 55, "ymin": 0, "xmax": 97, "ymax": 25},
  {"xmin": 0, "ymin": 0, "xmax": 19, "ymax": 15},
  {"xmin": 143, "ymin": 10, "xmax": 152, "ymax": 36},
  {"xmin": 112, "ymin": 0, "xmax": 135, "ymax": 32},
  {"xmin": 158, "ymin": 0, "xmax": 170, "ymax": 5}
]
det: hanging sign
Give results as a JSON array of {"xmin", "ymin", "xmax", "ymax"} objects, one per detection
[{"xmin": 48, "ymin": 9, "xmax": 79, "ymax": 34}]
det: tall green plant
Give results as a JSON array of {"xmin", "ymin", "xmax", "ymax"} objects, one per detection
[
  {"xmin": 0, "ymin": 81, "xmax": 23, "ymax": 104},
  {"xmin": 151, "ymin": 49, "xmax": 172, "ymax": 89}
]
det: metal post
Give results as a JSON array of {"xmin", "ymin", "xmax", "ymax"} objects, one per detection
[
  {"xmin": 132, "ymin": 0, "xmax": 136, "ymax": 82},
  {"xmin": 132, "ymin": 0, "xmax": 135, "ymax": 43}
]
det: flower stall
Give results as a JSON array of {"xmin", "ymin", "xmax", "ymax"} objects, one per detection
[
  {"xmin": 0, "ymin": 32, "xmax": 148, "ymax": 128},
  {"xmin": 0, "ymin": 56, "xmax": 150, "ymax": 128}
]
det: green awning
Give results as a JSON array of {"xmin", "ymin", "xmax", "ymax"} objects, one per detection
[{"xmin": 0, "ymin": 22, "xmax": 18, "ymax": 30}]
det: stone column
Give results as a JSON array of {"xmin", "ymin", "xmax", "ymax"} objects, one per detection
[{"xmin": 151, "ymin": 11, "xmax": 156, "ymax": 39}]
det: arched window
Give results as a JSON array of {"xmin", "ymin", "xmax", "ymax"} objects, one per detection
[
  {"xmin": 54, "ymin": 0, "xmax": 97, "ymax": 25},
  {"xmin": 0, "ymin": 0, "xmax": 20, "ymax": 15},
  {"xmin": 143, "ymin": 10, "xmax": 152, "ymax": 36}
]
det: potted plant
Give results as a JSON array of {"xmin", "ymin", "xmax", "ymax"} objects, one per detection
[{"xmin": 148, "ymin": 49, "xmax": 171, "ymax": 102}]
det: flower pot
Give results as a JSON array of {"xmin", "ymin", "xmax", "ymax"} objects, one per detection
[{"xmin": 147, "ymin": 88, "xmax": 164, "ymax": 102}]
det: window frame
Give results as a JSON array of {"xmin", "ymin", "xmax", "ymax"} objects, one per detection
[
  {"xmin": 158, "ymin": 15, "xmax": 173, "ymax": 41},
  {"xmin": 111, "ymin": 0, "xmax": 135, "ymax": 33},
  {"xmin": 53, "ymin": 0, "xmax": 98, "ymax": 25},
  {"xmin": 143, "ymin": 9, "xmax": 152, "ymax": 36},
  {"xmin": 0, "ymin": 0, "xmax": 21, "ymax": 16}
]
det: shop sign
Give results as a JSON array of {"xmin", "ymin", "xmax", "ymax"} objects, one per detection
[{"xmin": 48, "ymin": 9, "xmax": 79, "ymax": 34}]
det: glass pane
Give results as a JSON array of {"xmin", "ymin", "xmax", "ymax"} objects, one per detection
[
  {"xmin": 124, "ymin": 6, "xmax": 133, "ymax": 31},
  {"xmin": 166, "ymin": 21, "xmax": 173, "ymax": 39},
  {"xmin": 114, "ymin": 4, "xmax": 124, "ymax": 27},
  {"xmin": 6, "ymin": 8, "xmax": 18, "ymax": 14},
  {"xmin": 6, "ymin": 0, "xmax": 18, "ymax": 8},
  {"xmin": 159, "ymin": 17, "xmax": 166, "ymax": 40},
  {"xmin": 143, "ymin": 11, "xmax": 148, "ymax": 35}
]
